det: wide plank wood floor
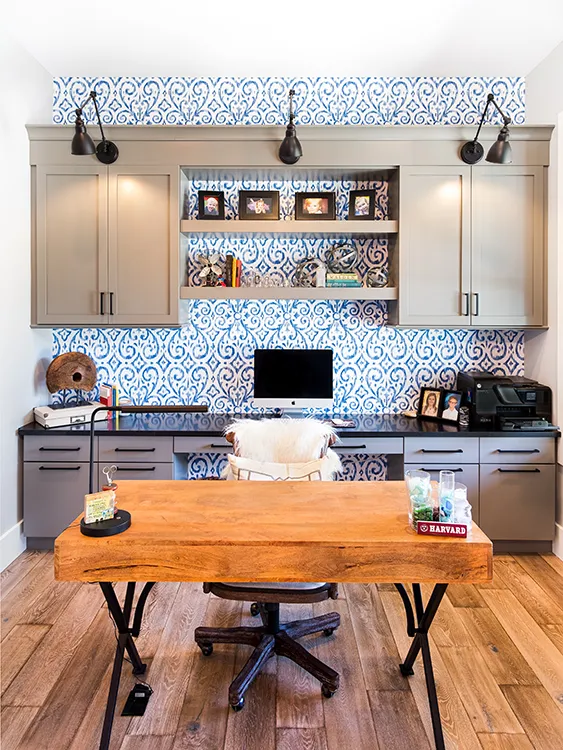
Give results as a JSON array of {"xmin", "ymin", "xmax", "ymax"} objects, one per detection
[{"xmin": 2, "ymin": 552, "xmax": 563, "ymax": 750}]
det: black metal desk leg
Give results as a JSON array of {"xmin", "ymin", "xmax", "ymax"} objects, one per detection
[
  {"xmin": 98, "ymin": 582, "xmax": 155, "ymax": 750},
  {"xmin": 394, "ymin": 583, "xmax": 448, "ymax": 750}
]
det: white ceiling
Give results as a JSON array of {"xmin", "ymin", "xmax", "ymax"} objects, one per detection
[{"xmin": 5, "ymin": 0, "xmax": 563, "ymax": 78}]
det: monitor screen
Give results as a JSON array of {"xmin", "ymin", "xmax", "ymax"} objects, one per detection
[{"xmin": 254, "ymin": 349, "xmax": 333, "ymax": 408}]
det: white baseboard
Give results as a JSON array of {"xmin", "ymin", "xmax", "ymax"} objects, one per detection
[
  {"xmin": 1, "ymin": 521, "xmax": 26, "ymax": 572},
  {"xmin": 554, "ymin": 523, "xmax": 563, "ymax": 561}
]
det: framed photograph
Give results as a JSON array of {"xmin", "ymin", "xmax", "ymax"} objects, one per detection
[
  {"xmin": 198, "ymin": 191, "xmax": 225, "ymax": 220},
  {"xmin": 239, "ymin": 190, "xmax": 280, "ymax": 220},
  {"xmin": 295, "ymin": 192, "xmax": 336, "ymax": 221},
  {"xmin": 440, "ymin": 391, "xmax": 462, "ymax": 424},
  {"xmin": 348, "ymin": 189, "xmax": 376, "ymax": 220},
  {"xmin": 417, "ymin": 388, "xmax": 442, "ymax": 421}
]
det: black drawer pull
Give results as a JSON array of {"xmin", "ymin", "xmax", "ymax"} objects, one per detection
[
  {"xmin": 114, "ymin": 448, "xmax": 156, "ymax": 453},
  {"xmin": 420, "ymin": 468, "xmax": 464, "ymax": 473},
  {"xmin": 114, "ymin": 466, "xmax": 156, "ymax": 472},
  {"xmin": 495, "ymin": 449, "xmax": 540, "ymax": 454},
  {"xmin": 39, "ymin": 447, "xmax": 81, "ymax": 452},
  {"xmin": 210, "ymin": 444, "xmax": 232, "ymax": 449},
  {"xmin": 498, "ymin": 468, "xmax": 541, "ymax": 473},
  {"xmin": 39, "ymin": 465, "xmax": 81, "ymax": 471},
  {"xmin": 335, "ymin": 444, "xmax": 367, "ymax": 450},
  {"xmin": 420, "ymin": 449, "xmax": 463, "ymax": 454}
]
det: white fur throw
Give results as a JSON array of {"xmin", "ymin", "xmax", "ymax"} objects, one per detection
[{"xmin": 223, "ymin": 418, "xmax": 341, "ymax": 480}]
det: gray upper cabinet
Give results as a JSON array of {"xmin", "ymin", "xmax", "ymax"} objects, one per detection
[
  {"xmin": 33, "ymin": 164, "xmax": 179, "ymax": 327},
  {"xmin": 399, "ymin": 166, "xmax": 471, "ymax": 327},
  {"xmin": 471, "ymin": 166, "xmax": 545, "ymax": 328},
  {"xmin": 34, "ymin": 165, "xmax": 108, "ymax": 326},
  {"xmin": 108, "ymin": 166, "xmax": 179, "ymax": 326}
]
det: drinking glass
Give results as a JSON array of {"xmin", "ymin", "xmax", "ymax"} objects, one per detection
[
  {"xmin": 405, "ymin": 470, "xmax": 432, "ymax": 529},
  {"xmin": 439, "ymin": 470, "xmax": 455, "ymax": 522}
]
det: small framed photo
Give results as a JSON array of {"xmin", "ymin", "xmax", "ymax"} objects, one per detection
[
  {"xmin": 239, "ymin": 190, "xmax": 280, "ymax": 220},
  {"xmin": 198, "ymin": 191, "xmax": 225, "ymax": 220},
  {"xmin": 295, "ymin": 192, "xmax": 336, "ymax": 221},
  {"xmin": 417, "ymin": 388, "xmax": 442, "ymax": 421},
  {"xmin": 348, "ymin": 189, "xmax": 376, "ymax": 220},
  {"xmin": 440, "ymin": 391, "xmax": 462, "ymax": 423}
]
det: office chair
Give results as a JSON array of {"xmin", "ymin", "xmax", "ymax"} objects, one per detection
[{"xmin": 194, "ymin": 418, "xmax": 342, "ymax": 711}]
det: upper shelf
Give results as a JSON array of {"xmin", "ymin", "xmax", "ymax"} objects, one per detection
[{"xmin": 180, "ymin": 219, "xmax": 398, "ymax": 237}]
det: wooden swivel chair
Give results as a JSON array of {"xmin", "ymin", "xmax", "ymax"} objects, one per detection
[{"xmin": 194, "ymin": 418, "xmax": 342, "ymax": 711}]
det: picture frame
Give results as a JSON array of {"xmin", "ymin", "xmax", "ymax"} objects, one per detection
[
  {"xmin": 198, "ymin": 191, "xmax": 225, "ymax": 220},
  {"xmin": 348, "ymin": 189, "xmax": 376, "ymax": 220},
  {"xmin": 295, "ymin": 192, "xmax": 336, "ymax": 221},
  {"xmin": 238, "ymin": 190, "xmax": 280, "ymax": 220},
  {"xmin": 440, "ymin": 391, "xmax": 462, "ymax": 424},
  {"xmin": 417, "ymin": 388, "xmax": 442, "ymax": 421}
]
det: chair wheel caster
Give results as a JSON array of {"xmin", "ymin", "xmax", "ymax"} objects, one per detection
[
  {"xmin": 323, "ymin": 628, "xmax": 335, "ymax": 637},
  {"xmin": 250, "ymin": 603, "xmax": 260, "ymax": 617},
  {"xmin": 231, "ymin": 698, "xmax": 245, "ymax": 711},
  {"xmin": 199, "ymin": 643, "xmax": 213, "ymax": 656},
  {"xmin": 322, "ymin": 685, "xmax": 336, "ymax": 699}
]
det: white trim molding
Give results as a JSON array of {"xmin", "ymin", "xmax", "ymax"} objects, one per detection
[
  {"xmin": 554, "ymin": 523, "xmax": 563, "ymax": 561},
  {"xmin": 1, "ymin": 521, "xmax": 26, "ymax": 572}
]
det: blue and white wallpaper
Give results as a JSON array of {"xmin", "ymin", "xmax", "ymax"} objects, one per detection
[
  {"xmin": 53, "ymin": 76, "xmax": 525, "ymax": 126},
  {"xmin": 52, "ymin": 74, "xmax": 526, "ymax": 479}
]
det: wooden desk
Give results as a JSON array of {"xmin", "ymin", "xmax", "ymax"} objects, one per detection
[{"xmin": 55, "ymin": 480, "xmax": 493, "ymax": 750}]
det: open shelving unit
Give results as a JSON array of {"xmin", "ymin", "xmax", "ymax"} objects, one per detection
[
  {"xmin": 180, "ymin": 219, "xmax": 398, "ymax": 237},
  {"xmin": 180, "ymin": 286, "xmax": 398, "ymax": 301}
]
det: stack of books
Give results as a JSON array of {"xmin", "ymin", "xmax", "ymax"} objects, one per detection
[
  {"xmin": 325, "ymin": 272, "xmax": 362, "ymax": 288},
  {"xmin": 225, "ymin": 254, "xmax": 243, "ymax": 287}
]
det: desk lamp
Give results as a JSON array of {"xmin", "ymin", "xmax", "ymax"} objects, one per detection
[
  {"xmin": 71, "ymin": 90, "xmax": 119, "ymax": 164},
  {"xmin": 460, "ymin": 93, "xmax": 512, "ymax": 165},
  {"xmin": 81, "ymin": 404, "xmax": 208, "ymax": 537}
]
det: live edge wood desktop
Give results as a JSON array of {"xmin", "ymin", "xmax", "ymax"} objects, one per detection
[{"xmin": 55, "ymin": 479, "xmax": 492, "ymax": 750}]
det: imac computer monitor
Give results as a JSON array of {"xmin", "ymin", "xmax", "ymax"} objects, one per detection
[{"xmin": 253, "ymin": 349, "xmax": 333, "ymax": 410}]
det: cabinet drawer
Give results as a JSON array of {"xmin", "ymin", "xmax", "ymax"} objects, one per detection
[
  {"xmin": 24, "ymin": 462, "xmax": 89, "ymax": 537},
  {"xmin": 97, "ymin": 462, "xmax": 173, "ymax": 488},
  {"xmin": 98, "ymin": 436, "xmax": 173, "ymax": 463},
  {"xmin": 334, "ymin": 437, "xmax": 403, "ymax": 455},
  {"xmin": 479, "ymin": 464, "xmax": 555, "ymax": 541},
  {"xmin": 404, "ymin": 463, "xmax": 480, "ymax": 525},
  {"xmin": 24, "ymin": 435, "xmax": 93, "ymax": 462},
  {"xmin": 480, "ymin": 438, "xmax": 555, "ymax": 464},
  {"xmin": 404, "ymin": 437, "xmax": 478, "ymax": 464},
  {"xmin": 174, "ymin": 436, "xmax": 232, "ymax": 454}
]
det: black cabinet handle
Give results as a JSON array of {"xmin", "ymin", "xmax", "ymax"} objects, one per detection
[
  {"xmin": 210, "ymin": 444, "xmax": 232, "ymax": 449},
  {"xmin": 100, "ymin": 292, "xmax": 105, "ymax": 315},
  {"xmin": 39, "ymin": 447, "xmax": 81, "ymax": 452},
  {"xmin": 114, "ymin": 448, "xmax": 156, "ymax": 453},
  {"xmin": 498, "ymin": 468, "xmax": 541, "ymax": 473},
  {"xmin": 462, "ymin": 292, "xmax": 469, "ymax": 316},
  {"xmin": 335, "ymin": 444, "xmax": 367, "ymax": 450},
  {"xmin": 420, "ymin": 468, "xmax": 464, "ymax": 473},
  {"xmin": 109, "ymin": 292, "xmax": 114, "ymax": 315},
  {"xmin": 39, "ymin": 465, "xmax": 80, "ymax": 471},
  {"xmin": 473, "ymin": 292, "xmax": 480, "ymax": 316},
  {"xmin": 421, "ymin": 449, "xmax": 463, "ymax": 454},
  {"xmin": 495, "ymin": 449, "xmax": 540, "ymax": 454},
  {"xmin": 114, "ymin": 466, "xmax": 156, "ymax": 472}
]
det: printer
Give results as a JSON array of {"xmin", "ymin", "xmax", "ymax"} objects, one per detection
[{"xmin": 456, "ymin": 371, "xmax": 553, "ymax": 431}]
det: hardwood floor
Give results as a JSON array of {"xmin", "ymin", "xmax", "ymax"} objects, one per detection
[{"xmin": 2, "ymin": 552, "xmax": 563, "ymax": 750}]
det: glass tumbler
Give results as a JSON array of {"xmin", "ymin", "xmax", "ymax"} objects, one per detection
[
  {"xmin": 439, "ymin": 470, "xmax": 455, "ymax": 522},
  {"xmin": 405, "ymin": 470, "xmax": 432, "ymax": 529}
]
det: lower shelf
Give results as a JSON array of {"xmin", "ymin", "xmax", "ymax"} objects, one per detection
[{"xmin": 180, "ymin": 286, "xmax": 398, "ymax": 301}]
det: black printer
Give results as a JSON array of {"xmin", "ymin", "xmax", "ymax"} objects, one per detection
[{"xmin": 456, "ymin": 371, "xmax": 553, "ymax": 431}]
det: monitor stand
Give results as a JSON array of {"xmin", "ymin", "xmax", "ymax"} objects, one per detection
[{"xmin": 278, "ymin": 408, "xmax": 305, "ymax": 419}]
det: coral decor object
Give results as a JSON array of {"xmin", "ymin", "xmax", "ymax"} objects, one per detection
[{"xmin": 46, "ymin": 352, "xmax": 97, "ymax": 393}]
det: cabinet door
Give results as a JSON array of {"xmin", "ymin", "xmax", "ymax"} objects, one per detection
[
  {"xmin": 398, "ymin": 166, "xmax": 471, "ymax": 326},
  {"xmin": 24, "ymin": 462, "xmax": 89, "ymax": 538},
  {"xmin": 471, "ymin": 166, "xmax": 545, "ymax": 327},
  {"xmin": 404, "ymin": 463, "xmax": 480, "ymax": 525},
  {"xmin": 479, "ymin": 463, "xmax": 555, "ymax": 540},
  {"xmin": 108, "ymin": 166, "xmax": 179, "ymax": 325},
  {"xmin": 34, "ymin": 165, "xmax": 108, "ymax": 326}
]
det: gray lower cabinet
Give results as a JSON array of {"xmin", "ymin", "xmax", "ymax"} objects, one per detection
[
  {"xmin": 24, "ymin": 462, "xmax": 89, "ymax": 538},
  {"xmin": 479, "ymin": 463, "xmax": 555, "ymax": 541},
  {"xmin": 404, "ymin": 462, "xmax": 480, "ymax": 525}
]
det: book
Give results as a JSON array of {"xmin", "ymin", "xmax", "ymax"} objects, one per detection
[
  {"xmin": 326, "ymin": 272, "xmax": 359, "ymax": 280},
  {"xmin": 225, "ymin": 254, "xmax": 233, "ymax": 286},
  {"xmin": 236, "ymin": 259, "xmax": 242, "ymax": 287},
  {"xmin": 326, "ymin": 280, "xmax": 362, "ymax": 287},
  {"xmin": 99, "ymin": 383, "xmax": 113, "ymax": 408},
  {"xmin": 231, "ymin": 256, "xmax": 237, "ymax": 287}
]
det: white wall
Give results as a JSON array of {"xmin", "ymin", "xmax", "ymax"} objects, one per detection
[
  {"xmin": 0, "ymin": 31, "xmax": 53, "ymax": 569},
  {"xmin": 526, "ymin": 41, "xmax": 563, "ymax": 558}
]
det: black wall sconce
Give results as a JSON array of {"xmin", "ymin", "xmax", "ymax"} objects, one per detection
[
  {"xmin": 460, "ymin": 93, "xmax": 512, "ymax": 165},
  {"xmin": 71, "ymin": 90, "xmax": 119, "ymax": 164},
  {"xmin": 279, "ymin": 89, "xmax": 303, "ymax": 165}
]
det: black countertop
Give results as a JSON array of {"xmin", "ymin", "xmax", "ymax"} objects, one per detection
[{"xmin": 17, "ymin": 413, "xmax": 560, "ymax": 439}]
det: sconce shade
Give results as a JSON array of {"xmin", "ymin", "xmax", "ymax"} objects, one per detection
[
  {"xmin": 486, "ymin": 127, "xmax": 512, "ymax": 164},
  {"xmin": 279, "ymin": 123, "xmax": 303, "ymax": 165},
  {"xmin": 71, "ymin": 111, "xmax": 96, "ymax": 155}
]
